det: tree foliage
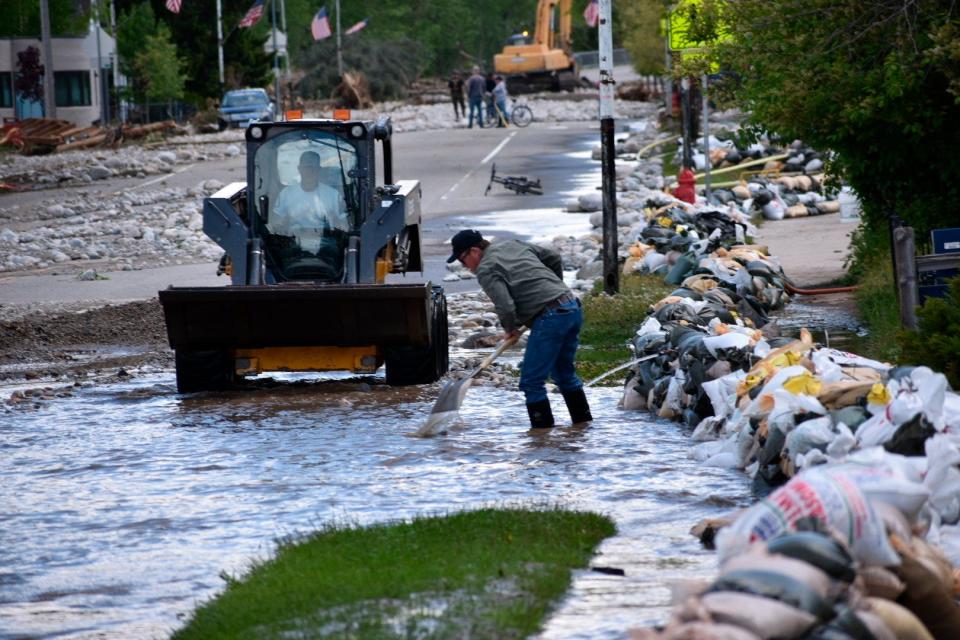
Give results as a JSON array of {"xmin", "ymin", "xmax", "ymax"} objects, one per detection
[
  {"xmin": 685, "ymin": 0, "xmax": 960, "ymax": 263},
  {"xmin": 0, "ymin": 0, "xmax": 88, "ymax": 37},
  {"xmin": 117, "ymin": 2, "xmax": 158, "ymax": 80},
  {"xmin": 620, "ymin": 0, "xmax": 666, "ymax": 75},
  {"xmin": 114, "ymin": 0, "xmax": 273, "ymax": 102},
  {"xmin": 135, "ymin": 23, "xmax": 186, "ymax": 102}
]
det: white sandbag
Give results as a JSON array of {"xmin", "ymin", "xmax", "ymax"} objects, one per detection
[
  {"xmin": 761, "ymin": 201, "xmax": 785, "ymax": 221},
  {"xmin": 924, "ymin": 434, "xmax": 960, "ymax": 524},
  {"xmin": 783, "ymin": 416, "xmax": 836, "ymax": 464},
  {"xmin": 703, "ymin": 332, "xmax": 752, "ymax": 357},
  {"xmin": 692, "ymin": 416, "xmax": 726, "ymax": 441},
  {"xmin": 811, "ymin": 349, "xmax": 844, "ymax": 383},
  {"xmin": 637, "ymin": 316, "xmax": 662, "ymax": 337},
  {"xmin": 703, "ymin": 371, "xmax": 747, "ymax": 420},
  {"xmin": 643, "ymin": 251, "xmax": 668, "ymax": 272},
  {"xmin": 815, "ymin": 348, "xmax": 891, "ymax": 373},
  {"xmin": 716, "ymin": 467, "xmax": 901, "ymax": 566}
]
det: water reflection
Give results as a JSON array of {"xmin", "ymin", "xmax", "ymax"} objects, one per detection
[{"xmin": 0, "ymin": 375, "xmax": 751, "ymax": 639}]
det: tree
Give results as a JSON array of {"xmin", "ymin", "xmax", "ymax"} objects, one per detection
[
  {"xmin": 1, "ymin": 0, "xmax": 87, "ymax": 37},
  {"xmin": 683, "ymin": 0, "xmax": 960, "ymax": 269},
  {"xmin": 620, "ymin": 0, "xmax": 667, "ymax": 75},
  {"xmin": 117, "ymin": 2, "xmax": 158, "ymax": 80},
  {"xmin": 135, "ymin": 23, "xmax": 186, "ymax": 103}
]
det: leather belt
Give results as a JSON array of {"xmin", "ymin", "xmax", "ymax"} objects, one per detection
[{"xmin": 540, "ymin": 293, "xmax": 577, "ymax": 315}]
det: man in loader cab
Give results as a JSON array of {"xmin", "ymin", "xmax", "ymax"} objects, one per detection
[
  {"xmin": 273, "ymin": 151, "xmax": 349, "ymax": 235},
  {"xmin": 448, "ymin": 229, "xmax": 592, "ymax": 430}
]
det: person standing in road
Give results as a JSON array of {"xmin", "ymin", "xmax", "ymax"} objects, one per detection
[
  {"xmin": 484, "ymin": 72, "xmax": 497, "ymax": 123},
  {"xmin": 447, "ymin": 229, "xmax": 592, "ymax": 430},
  {"xmin": 448, "ymin": 71, "xmax": 465, "ymax": 121},
  {"xmin": 466, "ymin": 67, "xmax": 486, "ymax": 128},
  {"xmin": 492, "ymin": 76, "xmax": 509, "ymax": 127}
]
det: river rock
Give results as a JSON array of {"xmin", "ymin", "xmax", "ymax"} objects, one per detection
[
  {"xmin": 577, "ymin": 261, "xmax": 603, "ymax": 280},
  {"xmin": 462, "ymin": 331, "xmax": 500, "ymax": 349},
  {"xmin": 0, "ymin": 228, "xmax": 18, "ymax": 245},
  {"xmin": 578, "ymin": 192, "xmax": 602, "ymax": 212},
  {"xmin": 225, "ymin": 145, "xmax": 241, "ymax": 157},
  {"xmin": 88, "ymin": 166, "xmax": 111, "ymax": 180},
  {"xmin": 157, "ymin": 151, "xmax": 177, "ymax": 165}
]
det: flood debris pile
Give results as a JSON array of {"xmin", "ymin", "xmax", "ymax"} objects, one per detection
[{"xmin": 1, "ymin": 118, "xmax": 181, "ymax": 156}]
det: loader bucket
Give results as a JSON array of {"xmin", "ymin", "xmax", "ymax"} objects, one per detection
[{"xmin": 159, "ymin": 283, "xmax": 432, "ymax": 350}]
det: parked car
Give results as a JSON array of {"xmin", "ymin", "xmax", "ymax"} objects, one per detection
[{"xmin": 217, "ymin": 88, "xmax": 275, "ymax": 130}]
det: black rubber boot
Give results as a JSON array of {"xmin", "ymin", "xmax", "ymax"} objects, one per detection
[
  {"xmin": 562, "ymin": 387, "xmax": 593, "ymax": 425},
  {"xmin": 526, "ymin": 399, "xmax": 555, "ymax": 429}
]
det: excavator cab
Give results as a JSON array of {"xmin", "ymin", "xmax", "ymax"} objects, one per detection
[{"xmin": 159, "ymin": 117, "xmax": 449, "ymax": 392}]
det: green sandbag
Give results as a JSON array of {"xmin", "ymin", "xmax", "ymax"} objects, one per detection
[{"xmin": 665, "ymin": 252, "xmax": 697, "ymax": 285}]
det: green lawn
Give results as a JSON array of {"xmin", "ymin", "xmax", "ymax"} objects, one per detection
[
  {"xmin": 576, "ymin": 273, "xmax": 674, "ymax": 386},
  {"xmin": 173, "ymin": 507, "xmax": 616, "ymax": 640}
]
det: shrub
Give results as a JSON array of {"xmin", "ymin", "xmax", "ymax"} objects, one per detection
[{"xmin": 898, "ymin": 277, "xmax": 960, "ymax": 389}]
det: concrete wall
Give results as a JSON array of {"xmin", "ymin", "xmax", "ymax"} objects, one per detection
[{"xmin": 0, "ymin": 25, "xmax": 115, "ymax": 127}]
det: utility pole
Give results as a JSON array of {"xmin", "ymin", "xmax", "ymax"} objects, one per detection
[
  {"xmin": 280, "ymin": 0, "xmax": 290, "ymax": 79},
  {"xmin": 598, "ymin": 0, "xmax": 618, "ymax": 294},
  {"xmin": 336, "ymin": 0, "xmax": 343, "ymax": 77},
  {"xmin": 701, "ymin": 74, "xmax": 711, "ymax": 197},
  {"xmin": 270, "ymin": 0, "xmax": 281, "ymax": 113},
  {"xmin": 93, "ymin": 0, "xmax": 107, "ymax": 123},
  {"xmin": 217, "ymin": 0, "xmax": 225, "ymax": 85},
  {"xmin": 110, "ymin": 0, "xmax": 122, "ymax": 123},
  {"xmin": 39, "ymin": 0, "xmax": 57, "ymax": 118}
]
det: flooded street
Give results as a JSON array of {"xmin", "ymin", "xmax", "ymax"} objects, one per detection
[{"xmin": 1, "ymin": 373, "xmax": 750, "ymax": 639}]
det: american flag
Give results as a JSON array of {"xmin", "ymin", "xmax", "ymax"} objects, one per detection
[
  {"xmin": 165, "ymin": 0, "xmax": 182, "ymax": 14},
  {"xmin": 345, "ymin": 17, "xmax": 369, "ymax": 35},
  {"xmin": 311, "ymin": 6, "xmax": 332, "ymax": 40},
  {"xmin": 583, "ymin": 0, "xmax": 599, "ymax": 28},
  {"xmin": 239, "ymin": 0, "xmax": 265, "ymax": 28}
]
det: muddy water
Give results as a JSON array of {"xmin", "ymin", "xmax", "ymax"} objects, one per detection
[{"xmin": 0, "ymin": 375, "xmax": 751, "ymax": 639}]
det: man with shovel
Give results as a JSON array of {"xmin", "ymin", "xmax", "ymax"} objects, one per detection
[{"xmin": 448, "ymin": 229, "xmax": 592, "ymax": 429}]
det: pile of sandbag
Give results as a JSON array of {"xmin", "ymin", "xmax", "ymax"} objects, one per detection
[{"xmin": 633, "ymin": 450, "xmax": 960, "ymax": 639}]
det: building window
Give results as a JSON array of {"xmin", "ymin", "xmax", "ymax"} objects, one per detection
[
  {"xmin": 55, "ymin": 71, "xmax": 91, "ymax": 107},
  {"xmin": 0, "ymin": 73, "xmax": 12, "ymax": 109}
]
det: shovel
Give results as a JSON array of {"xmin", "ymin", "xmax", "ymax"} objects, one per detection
[{"xmin": 416, "ymin": 328, "xmax": 525, "ymax": 437}]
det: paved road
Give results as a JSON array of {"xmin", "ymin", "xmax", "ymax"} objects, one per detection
[{"xmin": 0, "ymin": 120, "xmax": 604, "ymax": 305}]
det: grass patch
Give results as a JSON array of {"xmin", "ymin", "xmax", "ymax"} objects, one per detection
[
  {"xmin": 576, "ymin": 273, "xmax": 674, "ymax": 386},
  {"xmin": 852, "ymin": 249, "xmax": 901, "ymax": 363},
  {"xmin": 172, "ymin": 507, "xmax": 616, "ymax": 640}
]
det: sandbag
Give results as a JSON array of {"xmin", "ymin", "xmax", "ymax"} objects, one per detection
[
  {"xmin": 698, "ymin": 591, "xmax": 818, "ymax": 639},
  {"xmin": 865, "ymin": 598, "xmax": 934, "ymax": 640},
  {"xmin": 716, "ymin": 468, "xmax": 900, "ymax": 566},
  {"xmin": 890, "ymin": 534, "xmax": 960, "ymax": 639}
]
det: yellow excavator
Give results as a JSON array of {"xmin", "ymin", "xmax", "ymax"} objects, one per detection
[{"xmin": 493, "ymin": 0, "xmax": 578, "ymax": 94}]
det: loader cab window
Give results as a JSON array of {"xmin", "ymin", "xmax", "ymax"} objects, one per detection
[{"xmin": 254, "ymin": 131, "xmax": 360, "ymax": 282}]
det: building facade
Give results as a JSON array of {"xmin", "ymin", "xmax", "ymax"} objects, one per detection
[{"xmin": 0, "ymin": 22, "xmax": 115, "ymax": 127}]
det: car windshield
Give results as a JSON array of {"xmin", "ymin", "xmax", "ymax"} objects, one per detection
[
  {"xmin": 254, "ymin": 130, "xmax": 361, "ymax": 282},
  {"xmin": 223, "ymin": 92, "xmax": 267, "ymax": 107}
]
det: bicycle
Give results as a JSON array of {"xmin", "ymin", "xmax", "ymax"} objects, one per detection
[{"xmin": 480, "ymin": 99, "xmax": 534, "ymax": 128}]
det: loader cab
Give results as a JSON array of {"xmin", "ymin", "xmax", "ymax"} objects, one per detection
[{"xmin": 252, "ymin": 128, "xmax": 363, "ymax": 282}]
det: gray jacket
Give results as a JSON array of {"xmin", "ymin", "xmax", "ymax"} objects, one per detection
[{"xmin": 476, "ymin": 239, "xmax": 570, "ymax": 332}]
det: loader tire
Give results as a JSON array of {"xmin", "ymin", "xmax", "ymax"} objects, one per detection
[
  {"xmin": 385, "ymin": 287, "xmax": 448, "ymax": 386},
  {"xmin": 174, "ymin": 349, "xmax": 235, "ymax": 393}
]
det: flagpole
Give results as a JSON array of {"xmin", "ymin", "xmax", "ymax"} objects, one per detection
[
  {"xmin": 336, "ymin": 0, "xmax": 343, "ymax": 77},
  {"xmin": 280, "ymin": 0, "xmax": 290, "ymax": 79},
  {"xmin": 271, "ymin": 0, "xmax": 281, "ymax": 114},
  {"xmin": 217, "ymin": 0, "xmax": 225, "ymax": 85},
  {"xmin": 598, "ymin": 0, "xmax": 618, "ymax": 295}
]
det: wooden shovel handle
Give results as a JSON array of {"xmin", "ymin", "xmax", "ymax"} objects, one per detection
[{"xmin": 467, "ymin": 327, "xmax": 526, "ymax": 379}]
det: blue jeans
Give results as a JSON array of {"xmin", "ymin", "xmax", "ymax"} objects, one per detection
[
  {"xmin": 496, "ymin": 99, "xmax": 508, "ymax": 126},
  {"xmin": 468, "ymin": 97, "xmax": 484, "ymax": 127},
  {"xmin": 519, "ymin": 299, "xmax": 584, "ymax": 404}
]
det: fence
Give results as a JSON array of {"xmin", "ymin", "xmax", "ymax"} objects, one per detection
[{"xmin": 891, "ymin": 224, "xmax": 960, "ymax": 330}]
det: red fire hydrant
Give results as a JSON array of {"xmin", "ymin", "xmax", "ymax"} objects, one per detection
[{"xmin": 674, "ymin": 168, "xmax": 697, "ymax": 204}]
